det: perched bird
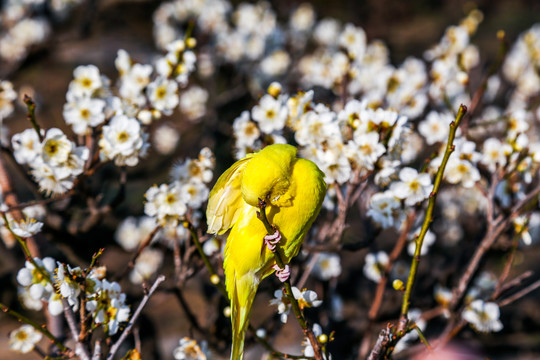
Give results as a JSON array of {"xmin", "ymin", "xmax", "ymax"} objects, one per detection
[{"xmin": 206, "ymin": 144, "xmax": 326, "ymax": 360}]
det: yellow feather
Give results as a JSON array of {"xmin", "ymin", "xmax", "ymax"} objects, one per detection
[
  {"xmin": 206, "ymin": 144, "xmax": 327, "ymax": 360},
  {"xmin": 206, "ymin": 154, "xmax": 254, "ymax": 235}
]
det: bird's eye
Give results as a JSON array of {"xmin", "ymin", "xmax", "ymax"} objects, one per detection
[{"xmin": 265, "ymin": 193, "xmax": 270, "ymax": 200}]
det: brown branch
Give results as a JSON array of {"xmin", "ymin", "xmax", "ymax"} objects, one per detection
[
  {"xmin": 496, "ymin": 271, "xmax": 533, "ymax": 297},
  {"xmin": 359, "ymin": 211, "xmax": 416, "ymax": 359},
  {"xmin": 367, "ymin": 325, "xmax": 392, "ymax": 360},
  {"xmin": 451, "ymin": 177, "xmax": 540, "ymax": 308},
  {"xmin": 106, "ymin": 275, "xmax": 166, "ymax": 360},
  {"xmin": 498, "ymin": 279, "xmax": 540, "ymax": 307},
  {"xmin": 0, "ymin": 154, "xmax": 40, "ymax": 255}
]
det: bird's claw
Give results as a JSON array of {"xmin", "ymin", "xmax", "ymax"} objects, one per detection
[
  {"xmin": 272, "ymin": 264, "xmax": 290, "ymax": 282},
  {"xmin": 264, "ymin": 230, "xmax": 281, "ymax": 252}
]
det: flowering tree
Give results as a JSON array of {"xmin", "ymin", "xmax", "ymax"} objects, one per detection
[{"xmin": 1, "ymin": 1, "xmax": 540, "ymax": 359}]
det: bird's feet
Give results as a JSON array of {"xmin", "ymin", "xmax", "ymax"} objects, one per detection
[
  {"xmin": 264, "ymin": 230, "xmax": 281, "ymax": 252},
  {"xmin": 272, "ymin": 264, "xmax": 290, "ymax": 282}
]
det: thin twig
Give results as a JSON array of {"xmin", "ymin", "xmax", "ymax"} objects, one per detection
[
  {"xmin": 492, "ymin": 232, "xmax": 521, "ymax": 299},
  {"xmin": 296, "ymin": 253, "xmax": 320, "ymax": 290},
  {"xmin": 257, "ymin": 199, "xmax": 324, "ymax": 360},
  {"xmin": 106, "ymin": 275, "xmax": 166, "ymax": 360},
  {"xmin": 62, "ymin": 299, "xmax": 90, "ymax": 360},
  {"xmin": 359, "ymin": 210, "xmax": 416, "ymax": 359},
  {"xmin": 170, "ymin": 287, "xmax": 207, "ymax": 336},
  {"xmin": 173, "ymin": 234, "xmax": 183, "ymax": 283},
  {"xmin": 0, "ymin": 302, "xmax": 70, "ymax": 353},
  {"xmin": 23, "ymin": 95, "xmax": 43, "ymax": 142},
  {"xmin": 185, "ymin": 221, "xmax": 228, "ymax": 297},
  {"xmin": 496, "ymin": 271, "xmax": 533, "ymax": 296},
  {"xmin": 0, "ymin": 154, "xmax": 40, "ymax": 256},
  {"xmin": 398, "ymin": 105, "xmax": 468, "ymax": 334},
  {"xmin": 412, "ymin": 323, "xmax": 431, "ymax": 350},
  {"xmin": 255, "ymin": 333, "xmax": 315, "ymax": 360},
  {"xmin": 451, "ymin": 177, "xmax": 540, "ymax": 308},
  {"xmin": 498, "ymin": 279, "xmax": 540, "ymax": 307}
]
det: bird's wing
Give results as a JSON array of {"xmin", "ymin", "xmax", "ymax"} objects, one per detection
[{"xmin": 206, "ymin": 154, "xmax": 254, "ymax": 235}]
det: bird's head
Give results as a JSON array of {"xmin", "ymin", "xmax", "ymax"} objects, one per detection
[{"xmin": 241, "ymin": 144, "xmax": 297, "ymax": 208}]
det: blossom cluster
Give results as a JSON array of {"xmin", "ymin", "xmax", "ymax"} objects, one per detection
[
  {"xmin": 12, "ymin": 127, "xmax": 89, "ymax": 194},
  {"xmin": 1, "ymin": 0, "xmax": 540, "ymax": 358},
  {"xmin": 6, "ymin": 36, "xmax": 199, "ymax": 196},
  {"xmin": 16, "ymin": 256, "xmax": 130, "ymax": 335},
  {"xmin": 0, "ymin": 0, "xmax": 83, "ymax": 63},
  {"xmin": 270, "ymin": 286, "xmax": 322, "ymax": 323},
  {"xmin": 144, "ymin": 147, "xmax": 215, "ymax": 227}
]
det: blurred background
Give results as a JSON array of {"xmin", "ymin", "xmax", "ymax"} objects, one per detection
[{"xmin": 1, "ymin": 0, "xmax": 540, "ymax": 359}]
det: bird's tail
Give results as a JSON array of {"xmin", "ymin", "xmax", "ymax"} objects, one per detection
[{"xmin": 229, "ymin": 276, "xmax": 258, "ymax": 360}]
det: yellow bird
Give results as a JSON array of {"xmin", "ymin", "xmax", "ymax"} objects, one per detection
[{"xmin": 206, "ymin": 144, "xmax": 327, "ymax": 360}]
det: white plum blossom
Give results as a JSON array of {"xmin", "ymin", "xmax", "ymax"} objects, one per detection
[
  {"xmin": 462, "ymin": 300, "xmax": 503, "ymax": 333},
  {"xmin": 434, "ymin": 285, "xmax": 453, "ymax": 308},
  {"xmin": 115, "ymin": 216, "xmax": 157, "ymax": 251},
  {"xmin": 147, "ymin": 77, "xmax": 179, "ymax": 115},
  {"xmin": 10, "ymin": 218, "xmax": 43, "ymax": 238},
  {"xmin": 233, "ymin": 111, "xmax": 260, "ymax": 148},
  {"xmin": 444, "ymin": 157, "xmax": 480, "ymax": 188},
  {"xmin": 41, "ymin": 128, "xmax": 73, "ymax": 166},
  {"xmin": 513, "ymin": 216, "xmax": 532, "ymax": 245},
  {"xmin": 16, "ymin": 257, "xmax": 59, "ymax": 314},
  {"xmin": 295, "ymin": 105, "xmax": 340, "ymax": 146},
  {"xmin": 418, "ymin": 111, "xmax": 452, "ymax": 145},
  {"xmin": 202, "ymin": 237, "xmax": 221, "ymax": 256},
  {"xmin": 507, "ymin": 109, "xmax": 529, "ymax": 139},
  {"xmin": 318, "ymin": 151, "xmax": 352, "ymax": 185},
  {"xmin": 312, "ymin": 253, "xmax": 342, "ymax": 280},
  {"xmin": 153, "ymin": 123, "xmax": 180, "ymax": 155},
  {"xmin": 181, "ymin": 180, "xmax": 210, "ymax": 209},
  {"xmin": 367, "ymin": 191, "xmax": 403, "ymax": 228},
  {"xmin": 314, "ymin": 18, "xmax": 341, "ymax": 46},
  {"xmin": 145, "ymin": 183, "xmax": 187, "ymax": 226},
  {"xmin": 347, "ymin": 131, "xmax": 386, "ymax": 171},
  {"xmin": 85, "ymin": 279, "xmax": 130, "ymax": 335},
  {"xmin": 68, "ymin": 65, "xmax": 103, "ymax": 97},
  {"xmin": 179, "ymin": 86, "xmax": 209, "ymax": 121},
  {"xmin": 170, "ymin": 148, "xmax": 215, "ymax": 185},
  {"xmin": 289, "ymin": 3, "xmax": 315, "ymax": 33},
  {"xmin": 173, "ymin": 337, "xmax": 207, "ymax": 360},
  {"xmin": 9, "ymin": 324, "xmax": 42, "ymax": 354},
  {"xmin": 0, "ymin": 80, "xmax": 18, "ymax": 120},
  {"xmin": 99, "ymin": 114, "xmax": 148, "ymax": 166},
  {"xmin": 251, "ymin": 94, "xmax": 288, "ymax": 133},
  {"xmin": 119, "ymin": 62, "xmax": 153, "ymax": 105},
  {"xmin": 56, "ymin": 263, "xmax": 82, "ymax": 310},
  {"xmin": 63, "ymin": 96, "xmax": 106, "ymax": 135},
  {"xmin": 363, "ymin": 251, "xmax": 389, "ymax": 283},
  {"xmin": 337, "ymin": 99, "xmax": 366, "ymax": 129},
  {"xmin": 260, "ymin": 50, "xmax": 291, "ymax": 76},
  {"xmin": 130, "ymin": 247, "xmax": 163, "ymax": 284},
  {"xmin": 339, "ymin": 23, "xmax": 366, "ymax": 60},
  {"xmin": 481, "ymin": 137, "xmax": 511, "ymax": 172},
  {"xmin": 270, "ymin": 286, "xmax": 322, "ymax": 323},
  {"xmin": 390, "ymin": 167, "xmax": 432, "ymax": 206}
]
